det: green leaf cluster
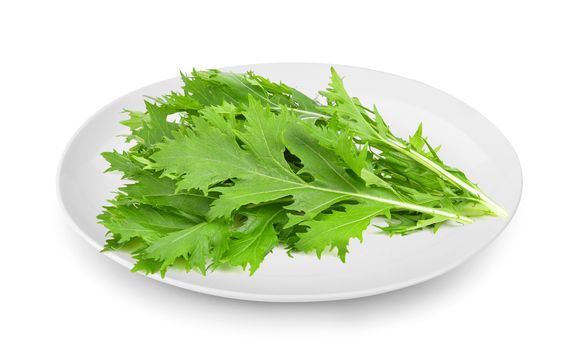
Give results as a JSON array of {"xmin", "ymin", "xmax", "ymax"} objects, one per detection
[{"xmin": 99, "ymin": 68, "xmax": 505, "ymax": 276}]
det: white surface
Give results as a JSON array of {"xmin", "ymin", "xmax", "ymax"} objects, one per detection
[
  {"xmin": 58, "ymin": 63, "xmax": 522, "ymax": 301},
  {"xmin": 1, "ymin": 0, "xmax": 587, "ymax": 348}
]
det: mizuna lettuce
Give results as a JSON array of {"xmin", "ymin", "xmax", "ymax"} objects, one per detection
[{"xmin": 98, "ymin": 68, "xmax": 505, "ymax": 276}]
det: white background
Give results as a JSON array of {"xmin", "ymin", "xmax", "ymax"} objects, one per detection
[{"xmin": 1, "ymin": 0, "xmax": 586, "ymax": 349}]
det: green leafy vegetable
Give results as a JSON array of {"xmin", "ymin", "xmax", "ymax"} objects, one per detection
[{"xmin": 99, "ymin": 67, "xmax": 505, "ymax": 276}]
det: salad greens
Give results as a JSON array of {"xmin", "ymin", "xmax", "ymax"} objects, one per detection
[{"xmin": 98, "ymin": 67, "xmax": 505, "ymax": 276}]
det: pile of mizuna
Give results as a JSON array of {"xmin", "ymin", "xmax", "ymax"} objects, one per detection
[{"xmin": 98, "ymin": 68, "xmax": 506, "ymax": 276}]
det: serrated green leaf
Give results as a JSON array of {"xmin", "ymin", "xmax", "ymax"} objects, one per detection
[
  {"xmin": 142, "ymin": 221, "xmax": 230, "ymax": 276},
  {"xmin": 296, "ymin": 202, "xmax": 391, "ymax": 261},
  {"xmin": 99, "ymin": 204, "xmax": 199, "ymax": 244},
  {"xmin": 224, "ymin": 206, "xmax": 286, "ymax": 274}
]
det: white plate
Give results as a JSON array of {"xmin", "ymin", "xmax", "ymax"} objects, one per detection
[{"xmin": 58, "ymin": 63, "xmax": 522, "ymax": 302}]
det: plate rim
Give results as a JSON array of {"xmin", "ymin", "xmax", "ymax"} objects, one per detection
[{"xmin": 57, "ymin": 62, "xmax": 523, "ymax": 302}]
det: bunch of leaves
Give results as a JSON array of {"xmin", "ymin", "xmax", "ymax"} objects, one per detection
[{"xmin": 98, "ymin": 68, "xmax": 505, "ymax": 276}]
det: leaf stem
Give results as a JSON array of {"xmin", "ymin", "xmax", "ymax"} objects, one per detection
[
  {"xmin": 310, "ymin": 186, "xmax": 474, "ymax": 224},
  {"xmin": 285, "ymin": 106, "xmax": 507, "ymax": 218},
  {"xmin": 380, "ymin": 138, "xmax": 508, "ymax": 217},
  {"xmin": 270, "ymin": 107, "xmax": 329, "ymax": 120}
]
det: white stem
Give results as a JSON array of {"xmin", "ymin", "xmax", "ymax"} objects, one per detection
[
  {"xmin": 271, "ymin": 107, "xmax": 329, "ymax": 120},
  {"xmin": 284, "ymin": 106, "xmax": 507, "ymax": 218},
  {"xmin": 382, "ymin": 139, "xmax": 508, "ymax": 217},
  {"xmin": 305, "ymin": 185, "xmax": 473, "ymax": 224}
]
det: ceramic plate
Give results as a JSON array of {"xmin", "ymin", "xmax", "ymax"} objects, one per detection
[{"xmin": 58, "ymin": 63, "xmax": 522, "ymax": 302}]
